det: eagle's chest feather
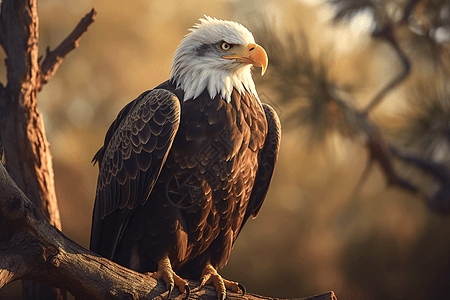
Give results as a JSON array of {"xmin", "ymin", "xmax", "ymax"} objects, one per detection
[
  {"xmin": 142, "ymin": 89, "xmax": 267, "ymax": 271},
  {"xmin": 162, "ymin": 89, "xmax": 267, "ymax": 194}
]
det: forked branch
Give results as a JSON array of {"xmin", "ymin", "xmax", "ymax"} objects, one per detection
[
  {"xmin": 37, "ymin": 8, "xmax": 97, "ymax": 91},
  {"xmin": 361, "ymin": 24, "xmax": 411, "ymax": 115},
  {"xmin": 359, "ymin": 0, "xmax": 421, "ymax": 115}
]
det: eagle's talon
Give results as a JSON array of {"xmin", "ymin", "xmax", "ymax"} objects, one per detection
[
  {"xmin": 238, "ymin": 283, "xmax": 246, "ymax": 296},
  {"xmin": 198, "ymin": 263, "xmax": 244, "ymax": 300},
  {"xmin": 198, "ymin": 274, "xmax": 209, "ymax": 289},
  {"xmin": 149, "ymin": 256, "xmax": 188, "ymax": 299},
  {"xmin": 167, "ymin": 284, "xmax": 174, "ymax": 300},
  {"xmin": 184, "ymin": 284, "xmax": 191, "ymax": 299}
]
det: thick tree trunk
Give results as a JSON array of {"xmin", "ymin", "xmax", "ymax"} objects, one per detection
[
  {"xmin": 0, "ymin": 1, "xmax": 95, "ymax": 299},
  {"xmin": 0, "ymin": 1, "xmax": 61, "ymax": 298},
  {"xmin": 0, "ymin": 0, "xmax": 60, "ymax": 226}
]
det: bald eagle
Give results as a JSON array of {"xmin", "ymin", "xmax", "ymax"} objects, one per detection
[{"xmin": 90, "ymin": 16, "xmax": 281, "ymax": 299}]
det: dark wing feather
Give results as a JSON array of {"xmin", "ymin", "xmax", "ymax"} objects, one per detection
[
  {"xmin": 90, "ymin": 89, "xmax": 181, "ymax": 259},
  {"xmin": 239, "ymin": 103, "xmax": 281, "ymax": 235}
]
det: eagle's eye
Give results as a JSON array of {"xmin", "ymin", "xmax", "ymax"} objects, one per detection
[{"xmin": 220, "ymin": 42, "xmax": 233, "ymax": 51}]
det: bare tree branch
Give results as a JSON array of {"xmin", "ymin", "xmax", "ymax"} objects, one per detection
[
  {"xmin": 390, "ymin": 147, "xmax": 450, "ymax": 214},
  {"xmin": 37, "ymin": 8, "xmax": 97, "ymax": 91},
  {"xmin": 328, "ymin": 0, "xmax": 420, "ymax": 116},
  {"xmin": 361, "ymin": 24, "xmax": 411, "ymax": 115}
]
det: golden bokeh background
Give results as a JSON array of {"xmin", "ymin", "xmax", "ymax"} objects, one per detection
[{"xmin": 1, "ymin": 0, "xmax": 450, "ymax": 299}]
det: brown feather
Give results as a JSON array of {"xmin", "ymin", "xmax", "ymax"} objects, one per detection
[{"xmin": 90, "ymin": 80, "xmax": 281, "ymax": 280}]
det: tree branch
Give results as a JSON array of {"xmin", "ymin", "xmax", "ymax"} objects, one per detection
[
  {"xmin": 390, "ymin": 147, "xmax": 450, "ymax": 214},
  {"xmin": 37, "ymin": 8, "xmax": 97, "ymax": 91},
  {"xmin": 361, "ymin": 24, "xmax": 411, "ymax": 115},
  {"xmin": 360, "ymin": 0, "xmax": 422, "ymax": 115}
]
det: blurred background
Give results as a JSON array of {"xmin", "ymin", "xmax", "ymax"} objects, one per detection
[{"xmin": 1, "ymin": 0, "xmax": 450, "ymax": 299}]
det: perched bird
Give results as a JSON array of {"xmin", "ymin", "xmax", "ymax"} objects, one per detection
[{"xmin": 90, "ymin": 16, "xmax": 281, "ymax": 299}]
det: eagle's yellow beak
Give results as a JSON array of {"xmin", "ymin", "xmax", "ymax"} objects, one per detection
[{"xmin": 222, "ymin": 43, "xmax": 268, "ymax": 76}]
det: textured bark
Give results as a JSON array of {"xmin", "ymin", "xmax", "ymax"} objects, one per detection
[
  {"xmin": 0, "ymin": 0, "xmax": 59, "ymax": 227},
  {"xmin": 0, "ymin": 159, "xmax": 337, "ymax": 300},
  {"xmin": 0, "ymin": 1, "xmax": 96, "ymax": 299}
]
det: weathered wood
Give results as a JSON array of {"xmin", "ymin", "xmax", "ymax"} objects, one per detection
[
  {"xmin": 0, "ymin": 160, "xmax": 336, "ymax": 300},
  {"xmin": 0, "ymin": 0, "xmax": 60, "ymax": 228}
]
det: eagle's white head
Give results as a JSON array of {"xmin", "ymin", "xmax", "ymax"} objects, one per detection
[{"xmin": 170, "ymin": 16, "xmax": 268, "ymax": 103}]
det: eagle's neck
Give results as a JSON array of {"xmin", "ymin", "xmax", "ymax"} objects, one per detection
[{"xmin": 170, "ymin": 60, "xmax": 259, "ymax": 104}]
